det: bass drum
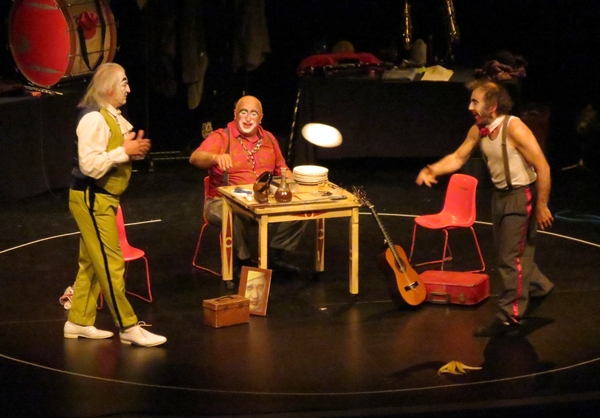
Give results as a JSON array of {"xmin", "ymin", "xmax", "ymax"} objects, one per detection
[{"xmin": 8, "ymin": 0, "xmax": 117, "ymax": 88}]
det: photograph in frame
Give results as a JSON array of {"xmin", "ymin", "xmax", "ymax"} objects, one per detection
[{"xmin": 238, "ymin": 266, "xmax": 272, "ymax": 316}]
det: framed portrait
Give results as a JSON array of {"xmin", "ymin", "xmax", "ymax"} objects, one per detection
[{"xmin": 238, "ymin": 266, "xmax": 272, "ymax": 316}]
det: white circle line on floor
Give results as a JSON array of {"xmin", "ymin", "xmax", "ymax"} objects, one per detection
[
  {"xmin": 363, "ymin": 212, "xmax": 600, "ymax": 249},
  {"xmin": 3, "ymin": 214, "xmax": 598, "ymax": 255},
  {"xmin": 0, "ymin": 352, "xmax": 599, "ymax": 397},
  {"xmin": 0, "ymin": 213, "xmax": 599, "ymax": 396},
  {"xmin": 0, "ymin": 219, "xmax": 162, "ymax": 255}
]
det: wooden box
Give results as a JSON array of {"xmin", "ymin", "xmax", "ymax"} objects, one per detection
[
  {"xmin": 421, "ymin": 270, "xmax": 490, "ymax": 305},
  {"xmin": 203, "ymin": 295, "xmax": 250, "ymax": 328}
]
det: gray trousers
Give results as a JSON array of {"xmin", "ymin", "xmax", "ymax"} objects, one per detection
[
  {"xmin": 204, "ymin": 197, "xmax": 307, "ymax": 260},
  {"xmin": 492, "ymin": 183, "xmax": 554, "ymax": 322}
]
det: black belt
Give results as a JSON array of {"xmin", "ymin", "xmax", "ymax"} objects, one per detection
[
  {"xmin": 494, "ymin": 181, "xmax": 534, "ymax": 192},
  {"xmin": 70, "ymin": 177, "xmax": 111, "ymax": 195}
]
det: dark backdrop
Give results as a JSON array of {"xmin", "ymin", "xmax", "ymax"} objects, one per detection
[{"xmin": 1, "ymin": 0, "xmax": 599, "ymax": 168}]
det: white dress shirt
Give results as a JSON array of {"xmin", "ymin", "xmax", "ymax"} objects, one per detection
[{"xmin": 76, "ymin": 104, "xmax": 132, "ymax": 179}]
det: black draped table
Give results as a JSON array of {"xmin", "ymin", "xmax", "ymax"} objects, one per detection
[
  {"xmin": 0, "ymin": 85, "xmax": 85, "ymax": 201},
  {"xmin": 290, "ymin": 68, "xmax": 486, "ymax": 166}
]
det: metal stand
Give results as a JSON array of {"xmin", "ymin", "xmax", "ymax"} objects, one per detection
[
  {"xmin": 147, "ymin": 151, "xmax": 190, "ymax": 172},
  {"xmin": 286, "ymin": 85, "xmax": 302, "ymax": 164}
]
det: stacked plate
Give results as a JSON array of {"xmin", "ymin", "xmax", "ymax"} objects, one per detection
[{"xmin": 293, "ymin": 165, "xmax": 328, "ymax": 185}]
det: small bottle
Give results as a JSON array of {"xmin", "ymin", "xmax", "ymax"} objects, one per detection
[{"xmin": 275, "ymin": 168, "xmax": 293, "ymax": 203}]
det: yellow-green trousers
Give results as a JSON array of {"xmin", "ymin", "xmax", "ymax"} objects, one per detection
[{"xmin": 68, "ymin": 188, "xmax": 138, "ymax": 329}]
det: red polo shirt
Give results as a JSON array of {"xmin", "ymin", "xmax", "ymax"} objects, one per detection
[{"xmin": 198, "ymin": 121, "xmax": 289, "ymax": 198}]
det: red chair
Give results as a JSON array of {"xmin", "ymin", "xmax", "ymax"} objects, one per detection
[
  {"xmin": 117, "ymin": 205, "xmax": 153, "ymax": 302},
  {"xmin": 409, "ymin": 173, "xmax": 486, "ymax": 273},
  {"xmin": 98, "ymin": 205, "xmax": 153, "ymax": 309},
  {"xmin": 192, "ymin": 176, "xmax": 221, "ymax": 276}
]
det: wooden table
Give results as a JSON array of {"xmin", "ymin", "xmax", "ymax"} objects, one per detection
[{"xmin": 218, "ymin": 182, "xmax": 361, "ymax": 294}]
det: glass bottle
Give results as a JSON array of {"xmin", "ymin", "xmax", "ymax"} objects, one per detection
[{"xmin": 275, "ymin": 168, "xmax": 293, "ymax": 203}]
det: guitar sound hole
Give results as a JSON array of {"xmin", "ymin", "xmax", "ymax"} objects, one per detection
[{"xmin": 394, "ymin": 260, "xmax": 406, "ymax": 271}]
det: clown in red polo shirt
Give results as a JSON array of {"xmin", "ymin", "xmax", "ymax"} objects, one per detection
[{"xmin": 190, "ymin": 95, "xmax": 306, "ymax": 273}]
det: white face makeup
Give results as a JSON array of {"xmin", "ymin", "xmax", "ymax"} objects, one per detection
[
  {"xmin": 234, "ymin": 98, "xmax": 263, "ymax": 137},
  {"xmin": 110, "ymin": 70, "xmax": 130, "ymax": 108},
  {"xmin": 469, "ymin": 88, "xmax": 495, "ymax": 127}
]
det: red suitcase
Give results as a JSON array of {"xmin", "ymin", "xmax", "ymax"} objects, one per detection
[{"xmin": 420, "ymin": 270, "xmax": 490, "ymax": 305}]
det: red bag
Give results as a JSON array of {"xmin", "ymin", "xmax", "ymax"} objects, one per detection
[
  {"xmin": 297, "ymin": 52, "xmax": 385, "ymax": 76},
  {"xmin": 420, "ymin": 270, "xmax": 490, "ymax": 305}
]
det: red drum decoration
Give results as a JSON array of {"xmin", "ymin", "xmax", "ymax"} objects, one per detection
[{"xmin": 8, "ymin": 0, "xmax": 117, "ymax": 88}]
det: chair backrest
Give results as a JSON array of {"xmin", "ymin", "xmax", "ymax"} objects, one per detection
[
  {"xmin": 441, "ymin": 174, "xmax": 478, "ymax": 226},
  {"xmin": 116, "ymin": 205, "xmax": 132, "ymax": 249}
]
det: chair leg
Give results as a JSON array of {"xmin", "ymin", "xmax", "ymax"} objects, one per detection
[
  {"xmin": 125, "ymin": 258, "xmax": 153, "ymax": 303},
  {"xmin": 97, "ymin": 261, "xmax": 152, "ymax": 308},
  {"xmin": 192, "ymin": 222, "xmax": 221, "ymax": 276},
  {"xmin": 409, "ymin": 223, "xmax": 418, "ymax": 262},
  {"xmin": 411, "ymin": 224, "xmax": 453, "ymax": 268},
  {"xmin": 411, "ymin": 223, "xmax": 485, "ymax": 272},
  {"xmin": 440, "ymin": 230, "xmax": 450, "ymax": 271},
  {"xmin": 192, "ymin": 223, "xmax": 208, "ymax": 267},
  {"xmin": 466, "ymin": 226, "xmax": 486, "ymax": 273}
]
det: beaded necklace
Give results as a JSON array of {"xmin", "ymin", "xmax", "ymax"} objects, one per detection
[{"xmin": 236, "ymin": 136, "xmax": 263, "ymax": 176}]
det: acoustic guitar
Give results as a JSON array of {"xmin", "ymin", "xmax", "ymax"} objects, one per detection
[{"xmin": 354, "ymin": 187, "xmax": 426, "ymax": 307}]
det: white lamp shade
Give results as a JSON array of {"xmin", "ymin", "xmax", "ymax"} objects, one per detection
[{"xmin": 301, "ymin": 123, "xmax": 343, "ymax": 148}]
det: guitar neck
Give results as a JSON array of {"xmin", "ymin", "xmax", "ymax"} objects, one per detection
[
  {"xmin": 354, "ymin": 187, "xmax": 424, "ymax": 303},
  {"xmin": 367, "ymin": 206, "xmax": 405, "ymax": 272}
]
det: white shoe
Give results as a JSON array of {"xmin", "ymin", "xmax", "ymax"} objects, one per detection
[
  {"xmin": 120, "ymin": 322, "xmax": 166, "ymax": 347},
  {"xmin": 64, "ymin": 321, "xmax": 114, "ymax": 339}
]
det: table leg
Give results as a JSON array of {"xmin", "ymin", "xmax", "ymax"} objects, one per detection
[
  {"xmin": 258, "ymin": 215, "xmax": 269, "ymax": 269},
  {"xmin": 315, "ymin": 218, "xmax": 325, "ymax": 271},
  {"xmin": 349, "ymin": 208, "xmax": 359, "ymax": 294},
  {"xmin": 221, "ymin": 199, "xmax": 233, "ymax": 282}
]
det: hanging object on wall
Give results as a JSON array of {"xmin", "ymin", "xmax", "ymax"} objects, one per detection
[
  {"xmin": 8, "ymin": 0, "xmax": 117, "ymax": 88},
  {"xmin": 444, "ymin": 0, "xmax": 460, "ymax": 64},
  {"xmin": 401, "ymin": 0, "xmax": 413, "ymax": 51}
]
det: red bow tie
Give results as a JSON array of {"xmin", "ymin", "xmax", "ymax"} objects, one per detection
[{"xmin": 479, "ymin": 127, "xmax": 491, "ymax": 136}]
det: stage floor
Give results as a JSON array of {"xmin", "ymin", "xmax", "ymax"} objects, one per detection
[{"xmin": 1, "ymin": 159, "xmax": 599, "ymax": 417}]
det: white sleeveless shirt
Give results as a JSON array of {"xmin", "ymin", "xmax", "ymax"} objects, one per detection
[{"xmin": 480, "ymin": 116, "xmax": 537, "ymax": 190}]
